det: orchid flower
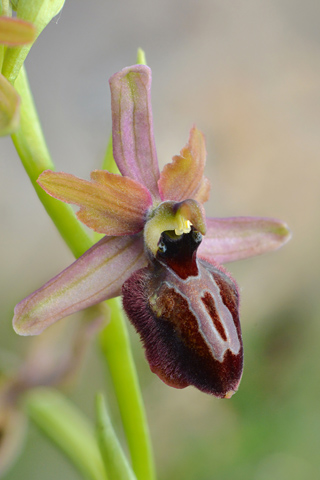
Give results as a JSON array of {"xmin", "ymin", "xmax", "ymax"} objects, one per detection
[{"xmin": 13, "ymin": 65, "xmax": 290, "ymax": 398}]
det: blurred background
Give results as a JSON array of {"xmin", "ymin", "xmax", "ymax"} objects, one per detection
[{"xmin": 1, "ymin": 0, "xmax": 320, "ymax": 478}]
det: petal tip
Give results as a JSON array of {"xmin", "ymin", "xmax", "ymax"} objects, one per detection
[
  {"xmin": 12, "ymin": 314, "xmax": 35, "ymax": 337},
  {"xmin": 277, "ymin": 222, "xmax": 292, "ymax": 244},
  {"xmin": 109, "ymin": 64, "xmax": 151, "ymax": 86},
  {"xmin": 12, "ymin": 301, "xmax": 44, "ymax": 337},
  {"xmin": 269, "ymin": 219, "xmax": 292, "ymax": 250},
  {"xmin": 158, "ymin": 126, "xmax": 210, "ymax": 204},
  {"xmin": 224, "ymin": 389, "xmax": 236, "ymax": 399}
]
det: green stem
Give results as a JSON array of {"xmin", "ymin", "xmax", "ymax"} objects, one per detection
[
  {"xmin": 100, "ymin": 49, "xmax": 156, "ymax": 479},
  {"xmin": 12, "ymin": 65, "xmax": 156, "ymax": 479},
  {"xmin": 100, "ymin": 298, "xmax": 156, "ymax": 480},
  {"xmin": 11, "ymin": 66, "xmax": 93, "ymax": 258},
  {"xmin": 0, "ymin": 0, "xmax": 11, "ymax": 17},
  {"xmin": 0, "ymin": 45, "xmax": 4, "ymax": 70},
  {"xmin": 102, "ymin": 135, "xmax": 120, "ymax": 174},
  {"xmin": 0, "ymin": 0, "xmax": 11, "ymax": 69},
  {"xmin": 96, "ymin": 393, "xmax": 136, "ymax": 480}
]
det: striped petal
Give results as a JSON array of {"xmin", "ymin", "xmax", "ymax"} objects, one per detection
[
  {"xmin": 37, "ymin": 170, "xmax": 152, "ymax": 235},
  {"xmin": 13, "ymin": 234, "xmax": 147, "ymax": 336},
  {"xmin": 199, "ymin": 216, "xmax": 292, "ymax": 264},
  {"xmin": 158, "ymin": 126, "xmax": 211, "ymax": 203},
  {"xmin": 109, "ymin": 65, "xmax": 161, "ymax": 202}
]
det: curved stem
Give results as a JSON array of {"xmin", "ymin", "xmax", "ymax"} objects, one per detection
[
  {"xmin": 96, "ymin": 393, "xmax": 136, "ymax": 480},
  {"xmin": 11, "ymin": 66, "xmax": 93, "ymax": 258},
  {"xmin": 100, "ymin": 298, "xmax": 156, "ymax": 480},
  {"xmin": 12, "ymin": 65, "xmax": 156, "ymax": 479},
  {"xmin": 102, "ymin": 135, "xmax": 120, "ymax": 174}
]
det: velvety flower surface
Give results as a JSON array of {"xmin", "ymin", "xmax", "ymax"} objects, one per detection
[{"xmin": 13, "ymin": 65, "xmax": 291, "ymax": 397}]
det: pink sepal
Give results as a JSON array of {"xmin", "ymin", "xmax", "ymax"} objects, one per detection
[
  {"xmin": 199, "ymin": 216, "xmax": 291, "ymax": 264},
  {"xmin": 13, "ymin": 235, "xmax": 147, "ymax": 336},
  {"xmin": 109, "ymin": 65, "xmax": 161, "ymax": 202}
]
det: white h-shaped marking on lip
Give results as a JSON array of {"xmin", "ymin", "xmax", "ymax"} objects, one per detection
[{"xmin": 162, "ymin": 261, "xmax": 241, "ymax": 362}]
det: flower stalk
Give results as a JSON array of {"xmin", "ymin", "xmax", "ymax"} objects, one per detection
[
  {"xmin": 100, "ymin": 298, "xmax": 156, "ymax": 480},
  {"xmin": 11, "ymin": 66, "xmax": 93, "ymax": 258},
  {"xmin": 11, "ymin": 63, "xmax": 156, "ymax": 479},
  {"xmin": 96, "ymin": 393, "xmax": 137, "ymax": 480}
]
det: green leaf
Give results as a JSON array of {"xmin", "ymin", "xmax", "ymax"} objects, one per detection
[
  {"xmin": 24, "ymin": 388, "xmax": 108, "ymax": 480},
  {"xmin": 96, "ymin": 393, "xmax": 136, "ymax": 480}
]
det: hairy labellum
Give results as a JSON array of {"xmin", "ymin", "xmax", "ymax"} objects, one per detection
[{"xmin": 122, "ymin": 227, "xmax": 243, "ymax": 398}]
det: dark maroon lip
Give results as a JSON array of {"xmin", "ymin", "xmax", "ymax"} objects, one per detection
[
  {"xmin": 122, "ymin": 227, "xmax": 243, "ymax": 398},
  {"xmin": 156, "ymin": 227, "xmax": 202, "ymax": 279}
]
